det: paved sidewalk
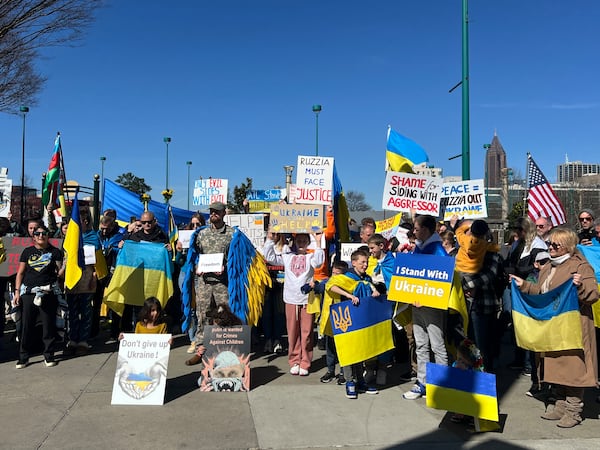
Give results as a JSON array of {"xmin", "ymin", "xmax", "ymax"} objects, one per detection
[{"xmin": 1, "ymin": 330, "xmax": 600, "ymax": 450}]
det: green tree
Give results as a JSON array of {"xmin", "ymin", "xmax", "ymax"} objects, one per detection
[
  {"xmin": 115, "ymin": 172, "xmax": 151, "ymax": 195},
  {"xmin": 507, "ymin": 200, "xmax": 524, "ymax": 230},
  {"xmin": 0, "ymin": 0, "xmax": 103, "ymax": 111},
  {"xmin": 346, "ymin": 190, "xmax": 372, "ymax": 211},
  {"xmin": 229, "ymin": 177, "xmax": 252, "ymax": 213}
]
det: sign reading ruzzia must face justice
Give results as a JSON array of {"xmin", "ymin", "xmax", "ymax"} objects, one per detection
[
  {"xmin": 382, "ymin": 171, "xmax": 442, "ymax": 215},
  {"xmin": 387, "ymin": 253, "xmax": 456, "ymax": 309},
  {"xmin": 295, "ymin": 155, "xmax": 334, "ymax": 205}
]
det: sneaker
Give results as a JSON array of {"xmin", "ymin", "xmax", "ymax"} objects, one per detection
[
  {"xmin": 521, "ymin": 367, "xmax": 532, "ymax": 377},
  {"xmin": 16, "ymin": 360, "xmax": 29, "ymax": 369},
  {"xmin": 320, "ymin": 372, "xmax": 336, "ymax": 383},
  {"xmin": 44, "ymin": 359, "xmax": 58, "ymax": 368},
  {"xmin": 273, "ymin": 341, "xmax": 284, "ymax": 354},
  {"xmin": 290, "ymin": 364, "xmax": 300, "ymax": 375},
  {"xmin": 186, "ymin": 342, "xmax": 197, "ymax": 354},
  {"xmin": 336, "ymin": 374, "xmax": 346, "ymax": 385},
  {"xmin": 357, "ymin": 381, "xmax": 379, "ymax": 395},
  {"xmin": 104, "ymin": 337, "xmax": 118, "ymax": 345},
  {"xmin": 399, "ymin": 370, "xmax": 417, "ymax": 382},
  {"xmin": 345, "ymin": 381, "xmax": 358, "ymax": 399},
  {"xmin": 376, "ymin": 368, "xmax": 387, "ymax": 386},
  {"xmin": 403, "ymin": 383, "xmax": 425, "ymax": 400},
  {"xmin": 526, "ymin": 383, "xmax": 540, "ymax": 397},
  {"xmin": 299, "ymin": 368, "xmax": 309, "ymax": 376}
]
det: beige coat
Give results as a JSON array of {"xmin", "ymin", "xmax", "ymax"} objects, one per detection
[{"xmin": 521, "ymin": 253, "xmax": 599, "ymax": 387}]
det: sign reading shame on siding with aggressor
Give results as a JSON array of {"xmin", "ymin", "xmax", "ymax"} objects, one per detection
[{"xmin": 382, "ymin": 171, "xmax": 442, "ymax": 215}]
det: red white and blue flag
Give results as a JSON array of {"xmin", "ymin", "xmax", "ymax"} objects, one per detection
[{"xmin": 527, "ymin": 153, "xmax": 566, "ymax": 227}]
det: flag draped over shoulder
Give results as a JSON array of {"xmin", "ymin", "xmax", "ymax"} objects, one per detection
[
  {"xmin": 64, "ymin": 192, "xmax": 84, "ymax": 290},
  {"xmin": 527, "ymin": 153, "xmax": 566, "ymax": 227},
  {"xmin": 510, "ymin": 279, "xmax": 583, "ymax": 352},
  {"xmin": 386, "ymin": 127, "xmax": 429, "ymax": 173},
  {"xmin": 332, "ymin": 164, "xmax": 350, "ymax": 244},
  {"xmin": 103, "ymin": 241, "xmax": 173, "ymax": 316},
  {"xmin": 426, "ymin": 363, "xmax": 499, "ymax": 422},
  {"xmin": 42, "ymin": 134, "xmax": 62, "ymax": 206},
  {"xmin": 577, "ymin": 244, "xmax": 600, "ymax": 328}
]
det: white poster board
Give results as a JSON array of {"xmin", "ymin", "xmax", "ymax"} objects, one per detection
[
  {"xmin": 0, "ymin": 174, "xmax": 12, "ymax": 217},
  {"xmin": 178, "ymin": 229, "xmax": 194, "ymax": 249},
  {"xmin": 193, "ymin": 178, "xmax": 228, "ymax": 208},
  {"xmin": 224, "ymin": 214, "xmax": 266, "ymax": 248},
  {"xmin": 382, "ymin": 171, "xmax": 442, "ymax": 216},
  {"xmin": 111, "ymin": 333, "xmax": 171, "ymax": 406},
  {"xmin": 294, "ymin": 155, "xmax": 334, "ymax": 205},
  {"xmin": 196, "ymin": 253, "xmax": 224, "ymax": 273},
  {"xmin": 440, "ymin": 179, "xmax": 487, "ymax": 220},
  {"xmin": 340, "ymin": 243, "xmax": 364, "ymax": 264}
]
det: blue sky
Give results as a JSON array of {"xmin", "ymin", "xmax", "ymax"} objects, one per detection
[{"xmin": 1, "ymin": 0, "xmax": 599, "ymax": 211}]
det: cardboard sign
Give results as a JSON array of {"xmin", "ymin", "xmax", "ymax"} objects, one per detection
[
  {"xmin": 199, "ymin": 325, "xmax": 251, "ymax": 392},
  {"xmin": 224, "ymin": 214, "xmax": 266, "ymax": 249},
  {"xmin": 340, "ymin": 243, "xmax": 365, "ymax": 264},
  {"xmin": 196, "ymin": 253, "xmax": 224, "ymax": 273},
  {"xmin": 268, "ymin": 203, "xmax": 323, "ymax": 233},
  {"xmin": 247, "ymin": 189, "xmax": 286, "ymax": 213},
  {"xmin": 382, "ymin": 171, "xmax": 442, "ymax": 215},
  {"xmin": 178, "ymin": 229, "xmax": 194, "ymax": 249},
  {"xmin": 193, "ymin": 178, "xmax": 228, "ymax": 208},
  {"xmin": 111, "ymin": 333, "xmax": 171, "ymax": 405},
  {"xmin": 0, "ymin": 237, "xmax": 63, "ymax": 277},
  {"xmin": 387, "ymin": 253, "xmax": 455, "ymax": 309},
  {"xmin": 294, "ymin": 155, "xmax": 334, "ymax": 205},
  {"xmin": 440, "ymin": 179, "xmax": 487, "ymax": 220}
]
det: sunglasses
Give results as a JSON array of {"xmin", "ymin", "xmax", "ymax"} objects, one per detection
[
  {"xmin": 548, "ymin": 241, "xmax": 562, "ymax": 250},
  {"xmin": 33, "ymin": 231, "xmax": 49, "ymax": 237},
  {"xmin": 579, "ymin": 216, "xmax": 593, "ymax": 222},
  {"xmin": 141, "ymin": 220, "xmax": 154, "ymax": 225},
  {"xmin": 536, "ymin": 224, "xmax": 546, "ymax": 229}
]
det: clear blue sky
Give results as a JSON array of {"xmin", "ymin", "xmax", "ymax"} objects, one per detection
[{"xmin": 1, "ymin": 0, "xmax": 599, "ymax": 210}]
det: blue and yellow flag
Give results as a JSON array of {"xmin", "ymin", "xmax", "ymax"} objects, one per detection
[
  {"xmin": 426, "ymin": 362, "xmax": 499, "ymax": 422},
  {"xmin": 64, "ymin": 192, "xmax": 84, "ymax": 289},
  {"xmin": 167, "ymin": 205, "xmax": 179, "ymax": 262},
  {"xmin": 386, "ymin": 127, "xmax": 429, "ymax": 173},
  {"xmin": 103, "ymin": 241, "xmax": 173, "ymax": 316},
  {"xmin": 577, "ymin": 244, "xmax": 600, "ymax": 328},
  {"xmin": 330, "ymin": 296, "xmax": 394, "ymax": 366},
  {"xmin": 511, "ymin": 279, "xmax": 583, "ymax": 352}
]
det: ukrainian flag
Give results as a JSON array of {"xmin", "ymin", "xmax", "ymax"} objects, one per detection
[
  {"xmin": 386, "ymin": 127, "xmax": 429, "ymax": 173},
  {"xmin": 577, "ymin": 244, "xmax": 600, "ymax": 328},
  {"xmin": 64, "ymin": 192, "xmax": 84, "ymax": 290},
  {"xmin": 330, "ymin": 296, "xmax": 394, "ymax": 367},
  {"xmin": 103, "ymin": 241, "xmax": 174, "ymax": 316},
  {"xmin": 511, "ymin": 279, "xmax": 583, "ymax": 352},
  {"xmin": 426, "ymin": 363, "xmax": 499, "ymax": 422}
]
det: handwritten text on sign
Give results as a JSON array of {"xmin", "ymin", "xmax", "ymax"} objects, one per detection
[
  {"xmin": 269, "ymin": 203, "xmax": 323, "ymax": 233},
  {"xmin": 193, "ymin": 178, "xmax": 228, "ymax": 207},
  {"xmin": 225, "ymin": 214, "xmax": 266, "ymax": 249},
  {"xmin": 440, "ymin": 179, "xmax": 487, "ymax": 220},
  {"xmin": 387, "ymin": 253, "xmax": 455, "ymax": 309},
  {"xmin": 295, "ymin": 155, "xmax": 334, "ymax": 205},
  {"xmin": 382, "ymin": 172, "xmax": 442, "ymax": 215}
]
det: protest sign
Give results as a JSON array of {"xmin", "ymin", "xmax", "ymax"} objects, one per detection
[
  {"xmin": 246, "ymin": 189, "xmax": 285, "ymax": 212},
  {"xmin": 0, "ymin": 237, "xmax": 63, "ymax": 277},
  {"xmin": 294, "ymin": 155, "xmax": 334, "ymax": 205},
  {"xmin": 196, "ymin": 253, "xmax": 224, "ymax": 273},
  {"xmin": 111, "ymin": 333, "xmax": 171, "ymax": 405},
  {"xmin": 192, "ymin": 178, "xmax": 228, "ymax": 208},
  {"xmin": 340, "ymin": 243, "xmax": 364, "ymax": 264},
  {"xmin": 440, "ymin": 179, "xmax": 487, "ymax": 220},
  {"xmin": 178, "ymin": 229, "xmax": 194, "ymax": 249},
  {"xmin": 0, "ymin": 174, "xmax": 12, "ymax": 217},
  {"xmin": 382, "ymin": 171, "xmax": 442, "ymax": 215},
  {"xmin": 199, "ymin": 325, "xmax": 251, "ymax": 392},
  {"xmin": 225, "ymin": 214, "xmax": 266, "ymax": 248},
  {"xmin": 269, "ymin": 203, "xmax": 323, "ymax": 233},
  {"xmin": 388, "ymin": 253, "xmax": 456, "ymax": 309}
]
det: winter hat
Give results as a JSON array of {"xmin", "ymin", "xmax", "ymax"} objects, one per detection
[
  {"xmin": 579, "ymin": 209, "xmax": 595, "ymax": 219},
  {"xmin": 470, "ymin": 219, "xmax": 489, "ymax": 237},
  {"xmin": 535, "ymin": 251, "xmax": 550, "ymax": 262}
]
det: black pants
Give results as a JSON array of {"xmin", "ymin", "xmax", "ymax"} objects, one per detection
[{"xmin": 19, "ymin": 293, "xmax": 58, "ymax": 361}]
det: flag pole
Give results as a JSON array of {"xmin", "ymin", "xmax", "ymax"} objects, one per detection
[
  {"xmin": 524, "ymin": 152, "xmax": 530, "ymax": 218},
  {"xmin": 57, "ymin": 132, "xmax": 69, "ymax": 217}
]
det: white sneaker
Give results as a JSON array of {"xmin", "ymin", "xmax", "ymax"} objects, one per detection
[
  {"xmin": 186, "ymin": 342, "xmax": 197, "ymax": 354},
  {"xmin": 403, "ymin": 383, "xmax": 425, "ymax": 400},
  {"xmin": 273, "ymin": 340, "xmax": 283, "ymax": 353},
  {"xmin": 299, "ymin": 368, "xmax": 309, "ymax": 376},
  {"xmin": 290, "ymin": 364, "xmax": 300, "ymax": 375}
]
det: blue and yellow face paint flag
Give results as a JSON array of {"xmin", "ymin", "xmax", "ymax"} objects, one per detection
[
  {"xmin": 330, "ymin": 296, "xmax": 394, "ymax": 367},
  {"xmin": 577, "ymin": 244, "xmax": 600, "ymax": 328},
  {"xmin": 386, "ymin": 127, "xmax": 429, "ymax": 173},
  {"xmin": 64, "ymin": 192, "xmax": 84, "ymax": 290},
  {"xmin": 426, "ymin": 362, "xmax": 499, "ymax": 422},
  {"xmin": 103, "ymin": 241, "xmax": 173, "ymax": 316},
  {"xmin": 511, "ymin": 279, "xmax": 583, "ymax": 352}
]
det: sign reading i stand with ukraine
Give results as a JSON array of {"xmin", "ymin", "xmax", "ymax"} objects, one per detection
[{"xmin": 387, "ymin": 253, "xmax": 455, "ymax": 309}]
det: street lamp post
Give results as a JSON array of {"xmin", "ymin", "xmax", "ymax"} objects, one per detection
[
  {"xmin": 312, "ymin": 104, "xmax": 322, "ymax": 156},
  {"xmin": 186, "ymin": 161, "xmax": 192, "ymax": 210},
  {"xmin": 163, "ymin": 137, "xmax": 171, "ymax": 192},
  {"xmin": 283, "ymin": 165, "xmax": 294, "ymax": 202},
  {"xmin": 100, "ymin": 156, "xmax": 106, "ymax": 201},
  {"xmin": 19, "ymin": 106, "xmax": 29, "ymax": 225}
]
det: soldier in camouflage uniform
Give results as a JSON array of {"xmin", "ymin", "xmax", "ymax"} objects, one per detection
[{"xmin": 193, "ymin": 201, "xmax": 234, "ymax": 347}]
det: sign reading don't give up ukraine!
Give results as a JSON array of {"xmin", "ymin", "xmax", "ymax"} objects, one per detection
[{"xmin": 387, "ymin": 253, "xmax": 455, "ymax": 309}]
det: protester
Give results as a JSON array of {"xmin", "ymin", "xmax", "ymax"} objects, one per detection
[
  {"xmin": 535, "ymin": 216, "xmax": 553, "ymax": 242},
  {"xmin": 454, "ymin": 219, "xmax": 499, "ymax": 275},
  {"xmin": 118, "ymin": 297, "xmax": 172, "ymax": 345},
  {"xmin": 577, "ymin": 209, "xmax": 595, "ymax": 245}
]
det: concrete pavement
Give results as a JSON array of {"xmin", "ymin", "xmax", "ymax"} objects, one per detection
[{"xmin": 1, "ymin": 327, "xmax": 600, "ymax": 450}]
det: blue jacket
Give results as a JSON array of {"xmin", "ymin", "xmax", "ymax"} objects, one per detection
[{"xmin": 413, "ymin": 233, "xmax": 449, "ymax": 256}]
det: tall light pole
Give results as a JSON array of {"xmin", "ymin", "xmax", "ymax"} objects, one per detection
[
  {"xmin": 461, "ymin": 0, "xmax": 470, "ymax": 180},
  {"xmin": 163, "ymin": 137, "xmax": 171, "ymax": 191},
  {"xmin": 19, "ymin": 106, "xmax": 29, "ymax": 225},
  {"xmin": 186, "ymin": 160, "xmax": 192, "ymax": 210},
  {"xmin": 100, "ymin": 156, "xmax": 106, "ymax": 201},
  {"xmin": 283, "ymin": 165, "xmax": 294, "ymax": 202},
  {"xmin": 312, "ymin": 104, "xmax": 322, "ymax": 156}
]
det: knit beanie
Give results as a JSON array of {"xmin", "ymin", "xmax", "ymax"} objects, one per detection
[
  {"xmin": 470, "ymin": 219, "xmax": 489, "ymax": 237},
  {"xmin": 579, "ymin": 209, "xmax": 595, "ymax": 219}
]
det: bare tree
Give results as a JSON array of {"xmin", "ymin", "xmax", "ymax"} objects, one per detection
[
  {"xmin": 0, "ymin": 0, "xmax": 103, "ymax": 111},
  {"xmin": 346, "ymin": 190, "xmax": 372, "ymax": 211}
]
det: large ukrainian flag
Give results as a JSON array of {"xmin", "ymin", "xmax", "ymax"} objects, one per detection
[
  {"xmin": 103, "ymin": 241, "xmax": 173, "ymax": 316},
  {"xmin": 330, "ymin": 296, "xmax": 394, "ymax": 367},
  {"xmin": 511, "ymin": 279, "xmax": 583, "ymax": 352},
  {"xmin": 386, "ymin": 127, "xmax": 429, "ymax": 173},
  {"xmin": 426, "ymin": 363, "xmax": 499, "ymax": 422},
  {"xmin": 577, "ymin": 244, "xmax": 600, "ymax": 328}
]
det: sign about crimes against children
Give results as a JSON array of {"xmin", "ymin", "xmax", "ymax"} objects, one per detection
[
  {"xmin": 295, "ymin": 155, "xmax": 334, "ymax": 205},
  {"xmin": 199, "ymin": 325, "xmax": 251, "ymax": 392},
  {"xmin": 387, "ymin": 253, "xmax": 456, "ymax": 309},
  {"xmin": 246, "ymin": 189, "xmax": 285, "ymax": 212},
  {"xmin": 269, "ymin": 203, "xmax": 324, "ymax": 233},
  {"xmin": 382, "ymin": 171, "xmax": 442, "ymax": 215},
  {"xmin": 440, "ymin": 179, "xmax": 487, "ymax": 220},
  {"xmin": 225, "ymin": 214, "xmax": 266, "ymax": 249},
  {"xmin": 111, "ymin": 333, "xmax": 171, "ymax": 406},
  {"xmin": 193, "ymin": 178, "xmax": 228, "ymax": 208}
]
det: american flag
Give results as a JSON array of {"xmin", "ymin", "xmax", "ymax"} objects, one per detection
[{"xmin": 527, "ymin": 154, "xmax": 566, "ymax": 226}]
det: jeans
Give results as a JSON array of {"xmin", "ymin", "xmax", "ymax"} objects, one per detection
[
  {"xmin": 412, "ymin": 306, "xmax": 448, "ymax": 384},
  {"xmin": 66, "ymin": 293, "xmax": 93, "ymax": 343},
  {"xmin": 468, "ymin": 309, "xmax": 497, "ymax": 372},
  {"xmin": 325, "ymin": 335, "xmax": 338, "ymax": 373},
  {"xmin": 262, "ymin": 283, "xmax": 285, "ymax": 342}
]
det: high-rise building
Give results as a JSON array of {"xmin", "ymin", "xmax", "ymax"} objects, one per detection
[
  {"xmin": 484, "ymin": 132, "xmax": 507, "ymax": 188},
  {"xmin": 557, "ymin": 160, "xmax": 600, "ymax": 183}
]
